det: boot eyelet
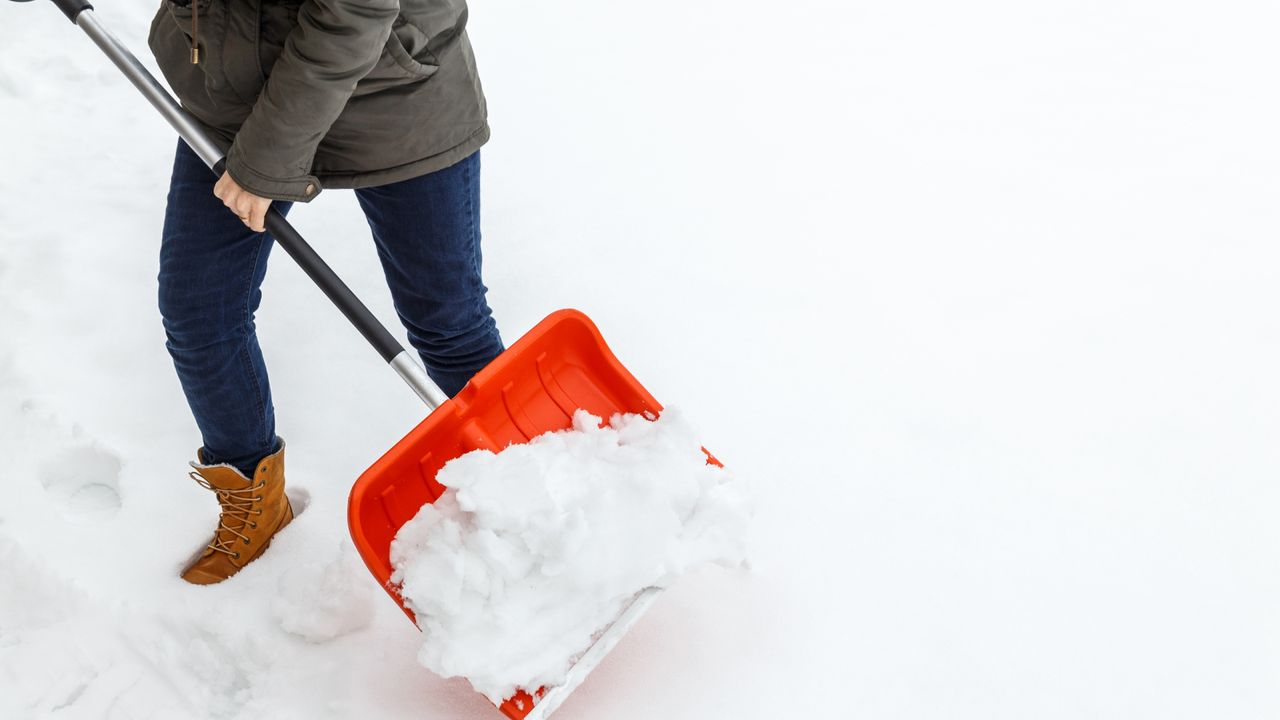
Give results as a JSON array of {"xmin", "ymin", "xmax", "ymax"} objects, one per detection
[
  {"xmin": 233, "ymin": 552, "xmax": 241, "ymax": 560},
  {"xmin": 249, "ymin": 522, "xmax": 258, "ymax": 529},
  {"xmin": 243, "ymin": 538, "xmax": 251, "ymax": 545}
]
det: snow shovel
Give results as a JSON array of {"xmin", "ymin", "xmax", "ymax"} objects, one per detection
[{"xmin": 17, "ymin": 1, "xmax": 679, "ymax": 717}]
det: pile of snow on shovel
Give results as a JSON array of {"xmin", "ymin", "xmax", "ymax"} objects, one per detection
[{"xmin": 390, "ymin": 408, "xmax": 752, "ymax": 702}]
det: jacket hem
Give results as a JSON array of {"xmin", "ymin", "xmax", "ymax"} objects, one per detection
[{"xmin": 314, "ymin": 124, "xmax": 490, "ymax": 190}]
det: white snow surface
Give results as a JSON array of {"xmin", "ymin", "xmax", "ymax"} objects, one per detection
[
  {"xmin": 390, "ymin": 409, "xmax": 750, "ymax": 703},
  {"xmin": 3, "ymin": 0, "xmax": 1280, "ymax": 718}
]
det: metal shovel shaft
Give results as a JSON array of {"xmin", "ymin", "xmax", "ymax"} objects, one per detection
[
  {"xmin": 74, "ymin": 12, "xmax": 221, "ymax": 166},
  {"xmin": 66, "ymin": 6, "xmax": 448, "ymax": 410}
]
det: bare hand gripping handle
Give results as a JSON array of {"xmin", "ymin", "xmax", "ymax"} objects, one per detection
[{"xmin": 12, "ymin": 1, "xmax": 450, "ymax": 410}]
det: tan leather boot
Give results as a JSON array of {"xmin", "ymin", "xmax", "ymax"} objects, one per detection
[{"xmin": 181, "ymin": 442, "xmax": 294, "ymax": 585}]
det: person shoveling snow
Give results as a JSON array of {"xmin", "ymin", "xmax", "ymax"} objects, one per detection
[
  {"xmin": 16, "ymin": 0, "xmax": 747, "ymax": 713},
  {"xmin": 142, "ymin": 0, "xmax": 502, "ymax": 584},
  {"xmin": 390, "ymin": 409, "xmax": 752, "ymax": 703}
]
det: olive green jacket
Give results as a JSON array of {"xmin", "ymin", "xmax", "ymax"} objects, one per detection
[{"xmin": 148, "ymin": 0, "xmax": 489, "ymax": 202}]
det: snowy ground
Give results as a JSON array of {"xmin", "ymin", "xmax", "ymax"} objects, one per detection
[{"xmin": 2, "ymin": 1, "xmax": 1279, "ymax": 718}]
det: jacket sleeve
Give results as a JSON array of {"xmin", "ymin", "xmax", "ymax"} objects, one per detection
[{"xmin": 224, "ymin": 0, "xmax": 399, "ymax": 202}]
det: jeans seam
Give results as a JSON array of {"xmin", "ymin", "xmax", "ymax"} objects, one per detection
[
  {"xmin": 464, "ymin": 157, "xmax": 484, "ymax": 302},
  {"xmin": 242, "ymin": 231, "xmax": 271, "ymax": 456}
]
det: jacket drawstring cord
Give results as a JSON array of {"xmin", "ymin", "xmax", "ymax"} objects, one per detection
[{"xmin": 191, "ymin": 1, "xmax": 200, "ymax": 64}]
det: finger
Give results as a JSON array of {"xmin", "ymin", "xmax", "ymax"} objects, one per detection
[
  {"xmin": 232, "ymin": 199, "xmax": 254, "ymax": 228},
  {"xmin": 213, "ymin": 172, "xmax": 230, "ymax": 200},
  {"xmin": 220, "ymin": 185, "xmax": 241, "ymax": 211},
  {"xmin": 235, "ymin": 198, "xmax": 261, "ymax": 231},
  {"xmin": 248, "ymin": 200, "xmax": 269, "ymax": 233}
]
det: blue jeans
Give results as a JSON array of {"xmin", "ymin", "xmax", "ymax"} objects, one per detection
[{"xmin": 159, "ymin": 140, "xmax": 503, "ymax": 475}]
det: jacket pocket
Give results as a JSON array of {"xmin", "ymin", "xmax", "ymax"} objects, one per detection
[
  {"xmin": 353, "ymin": 19, "xmax": 439, "ymax": 97},
  {"xmin": 258, "ymin": 0, "xmax": 301, "ymax": 77}
]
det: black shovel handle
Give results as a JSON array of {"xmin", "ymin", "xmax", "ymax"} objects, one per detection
[
  {"xmin": 205, "ymin": 160, "xmax": 403, "ymax": 363},
  {"xmin": 50, "ymin": 0, "xmax": 92, "ymax": 21},
  {"xmin": 265, "ymin": 208, "xmax": 405, "ymax": 362}
]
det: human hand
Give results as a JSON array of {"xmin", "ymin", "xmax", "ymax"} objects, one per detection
[{"xmin": 214, "ymin": 172, "xmax": 273, "ymax": 233}]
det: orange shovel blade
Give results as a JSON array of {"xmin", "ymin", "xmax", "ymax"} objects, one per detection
[{"xmin": 348, "ymin": 309, "xmax": 662, "ymax": 719}]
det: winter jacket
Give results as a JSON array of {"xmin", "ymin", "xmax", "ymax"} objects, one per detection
[{"xmin": 147, "ymin": 0, "xmax": 489, "ymax": 202}]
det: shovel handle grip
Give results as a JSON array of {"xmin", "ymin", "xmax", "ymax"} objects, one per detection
[{"xmin": 51, "ymin": 0, "xmax": 92, "ymax": 21}]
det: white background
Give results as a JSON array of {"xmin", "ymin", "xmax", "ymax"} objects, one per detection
[{"xmin": 1, "ymin": 1, "xmax": 1278, "ymax": 718}]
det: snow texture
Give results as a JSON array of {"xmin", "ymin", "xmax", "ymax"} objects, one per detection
[
  {"xmin": 390, "ymin": 409, "xmax": 751, "ymax": 702},
  {"xmin": 272, "ymin": 540, "xmax": 376, "ymax": 644},
  {"xmin": 4, "ymin": 0, "xmax": 1280, "ymax": 718}
]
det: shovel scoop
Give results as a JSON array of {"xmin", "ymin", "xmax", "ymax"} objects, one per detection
[{"xmin": 351, "ymin": 309, "xmax": 669, "ymax": 719}]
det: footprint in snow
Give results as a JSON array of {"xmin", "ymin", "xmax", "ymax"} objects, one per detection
[
  {"xmin": 38, "ymin": 445, "xmax": 123, "ymax": 525},
  {"xmin": 286, "ymin": 486, "xmax": 312, "ymax": 518}
]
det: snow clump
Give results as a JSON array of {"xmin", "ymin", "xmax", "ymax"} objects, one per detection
[{"xmin": 272, "ymin": 540, "xmax": 376, "ymax": 643}]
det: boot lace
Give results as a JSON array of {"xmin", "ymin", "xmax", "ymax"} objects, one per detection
[{"xmin": 190, "ymin": 472, "xmax": 266, "ymax": 559}]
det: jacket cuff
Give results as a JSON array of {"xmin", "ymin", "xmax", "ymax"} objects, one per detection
[{"xmin": 224, "ymin": 148, "xmax": 323, "ymax": 203}]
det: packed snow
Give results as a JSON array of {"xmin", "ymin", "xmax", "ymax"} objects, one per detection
[
  {"xmin": 390, "ymin": 409, "xmax": 751, "ymax": 702},
  {"xmin": 4, "ymin": 0, "xmax": 1280, "ymax": 718}
]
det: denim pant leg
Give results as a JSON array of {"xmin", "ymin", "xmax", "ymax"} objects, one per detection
[
  {"xmin": 354, "ymin": 151, "xmax": 504, "ymax": 397},
  {"xmin": 158, "ymin": 140, "xmax": 290, "ymax": 474}
]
